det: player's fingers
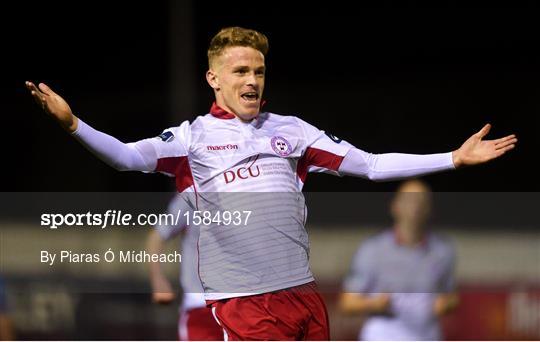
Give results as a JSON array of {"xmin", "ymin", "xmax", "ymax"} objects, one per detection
[
  {"xmin": 499, "ymin": 144, "xmax": 515, "ymax": 153},
  {"xmin": 29, "ymin": 85, "xmax": 49, "ymax": 108},
  {"xmin": 26, "ymin": 81, "xmax": 43, "ymax": 95},
  {"xmin": 30, "ymin": 90, "xmax": 45, "ymax": 104},
  {"xmin": 493, "ymin": 135, "xmax": 516, "ymax": 145},
  {"xmin": 25, "ymin": 81, "xmax": 36, "ymax": 90},
  {"xmin": 38, "ymin": 82, "xmax": 56, "ymax": 96},
  {"xmin": 495, "ymin": 138, "xmax": 518, "ymax": 150},
  {"xmin": 475, "ymin": 123, "xmax": 491, "ymax": 138},
  {"xmin": 31, "ymin": 90, "xmax": 48, "ymax": 110},
  {"xmin": 493, "ymin": 144, "xmax": 515, "ymax": 158}
]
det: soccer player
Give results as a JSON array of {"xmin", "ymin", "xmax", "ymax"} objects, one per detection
[
  {"xmin": 147, "ymin": 194, "xmax": 223, "ymax": 341},
  {"xmin": 340, "ymin": 179, "xmax": 458, "ymax": 340},
  {"xmin": 26, "ymin": 26, "xmax": 515, "ymax": 340}
]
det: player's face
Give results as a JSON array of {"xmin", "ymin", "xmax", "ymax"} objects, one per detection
[
  {"xmin": 394, "ymin": 192, "xmax": 431, "ymax": 224},
  {"xmin": 392, "ymin": 182, "xmax": 432, "ymax": 229},
  {"xmin": 207, "ymin": 46, "xmax": 265, "ymax": 121}
]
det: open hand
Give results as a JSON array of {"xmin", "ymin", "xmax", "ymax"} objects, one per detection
[
  {"xmin": 452, "ymin": 124, "xmax": 517, "ymax": 168},
  {"xmin": 26, "ymin": 81, "xmax": 78, "ymax": 132}
]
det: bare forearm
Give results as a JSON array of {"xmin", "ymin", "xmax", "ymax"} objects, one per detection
[
  {"xmin": 147, "ymin": 231, "xmax": 166, "ymax": 283},
  {"xmin": 146, "ymin": 231, "xmax": 176, "ymax": 303},
  {"xmin": 339, "ymin": 293, "xmax": 390, "ymax": 315}
]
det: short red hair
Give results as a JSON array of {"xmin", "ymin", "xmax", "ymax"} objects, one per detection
[{"xmin": 208, "ymin": 27, "xmax": 269, "ymax": 67}]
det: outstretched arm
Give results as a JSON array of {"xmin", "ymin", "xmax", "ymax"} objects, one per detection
[
  {"xmin": 339, "ymin": 124, "xmax": 517, "ymax": 181},
  {"xmin": 26, "ymin": 81, "xmax": 157, "ymax": 172}
]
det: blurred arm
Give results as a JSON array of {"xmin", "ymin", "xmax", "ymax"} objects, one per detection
[
  {"xmin": 339, "ymin": 292, "xmax": 391, "ymax": 315},
  {"xmin": 146, "ymin": 230, "xmax": 176, "ymax": 304},
  {"xmin": 433, "ymin": 293, "xmax": 459, "ymax": 317},
  {"xmin": 0, "ymin": 314, "xmax": 15, "ymax": 340}
]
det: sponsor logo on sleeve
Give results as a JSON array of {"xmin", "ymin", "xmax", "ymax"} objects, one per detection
[
  {"xmin": 157, "ymin": 131, "xmax": 174, "ymax": 142},
  {"xmin": 325, "ymin": 132, "xmax": 342, "ymax": 144}
]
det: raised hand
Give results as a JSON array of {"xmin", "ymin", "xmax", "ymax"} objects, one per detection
[
  {"xmin": 452, "ymin": 124, "xmax": 517, "ymax": 168},
  {"xmin": 151, "ymin": 276, "xmax": 176, "ymax": 305},
  {"xmin": 26, "ymin": 81, "xmax": 78, "ymax": 132}
]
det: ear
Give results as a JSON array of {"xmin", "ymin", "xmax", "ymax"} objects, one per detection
[{"xmin": 206, "ymin": 69, "xmax": 219, "ymax": 90}]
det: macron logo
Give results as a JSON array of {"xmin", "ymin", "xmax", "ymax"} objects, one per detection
[{"xmin": 207, "ymin": 144, "xmax": 239, "ymax": 151}]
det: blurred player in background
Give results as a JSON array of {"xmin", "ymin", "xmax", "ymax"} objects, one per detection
[
  {"xmin": 0, "ymin": 274, "xmax": 16, "ymax": 341},
  {"xmin": 27, "ymin": 26, "xmax": 514, "ymax": 340},
  {"xmin": 147, "ymin": 195, "xmax": 222, "ymax": 340},
  {"xmin": 340, "ymin": 179, "xmax": 458, "ymax": 340}
]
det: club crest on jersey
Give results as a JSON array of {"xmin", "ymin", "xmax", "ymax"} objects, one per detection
[
  {"xmin": 157, "ymin": 131, "xmax": 174, "ymax": 142},
  {"xmin": 270, "ymin": 136, "xmax": 292, "ymax": 156},
  {"xmin": 325, "ymin": 132, "xmax": 342, "ymax": 144}
]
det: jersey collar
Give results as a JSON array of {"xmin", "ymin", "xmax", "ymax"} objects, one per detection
[
  {"xmin": 209, "ymin": 102, "xmax": 236, "ymax": 119},
  {"xmin": 209, "ymin": 101, "xmax": 267, "ymax": 120},
  {"xmin": 393, "ymin": 227, "xmax": 429, "ymax": 249}
]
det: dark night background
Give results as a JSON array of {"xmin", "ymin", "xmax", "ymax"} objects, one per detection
[
  {"xmin": 4, "ymin": 2, "xmax": 539, "ymax": 192},
  {"xmin": 1, "ymin": 4, "xmax": 540, "ymax": 341}
]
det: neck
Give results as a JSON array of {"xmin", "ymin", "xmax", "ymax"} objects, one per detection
[
  {"xmin": 395, "ymin": 222, "xmax": 425, "ymax": 247},
  {"xmin": 215, "ymin": 101, "xmax": 256, "ymax": 122}
]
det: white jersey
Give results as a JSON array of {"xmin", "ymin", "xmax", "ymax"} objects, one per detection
[
  {"xmin": 343, "ymin": 229, "xmax": 455, "ymax": 341},
  {"xmin": 144, "ymin": 104, "xmax": 352, "ymax": 300},
  {"xmin": 73, "ymin": 102, "xmax": 455, "ymax": 301}
]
